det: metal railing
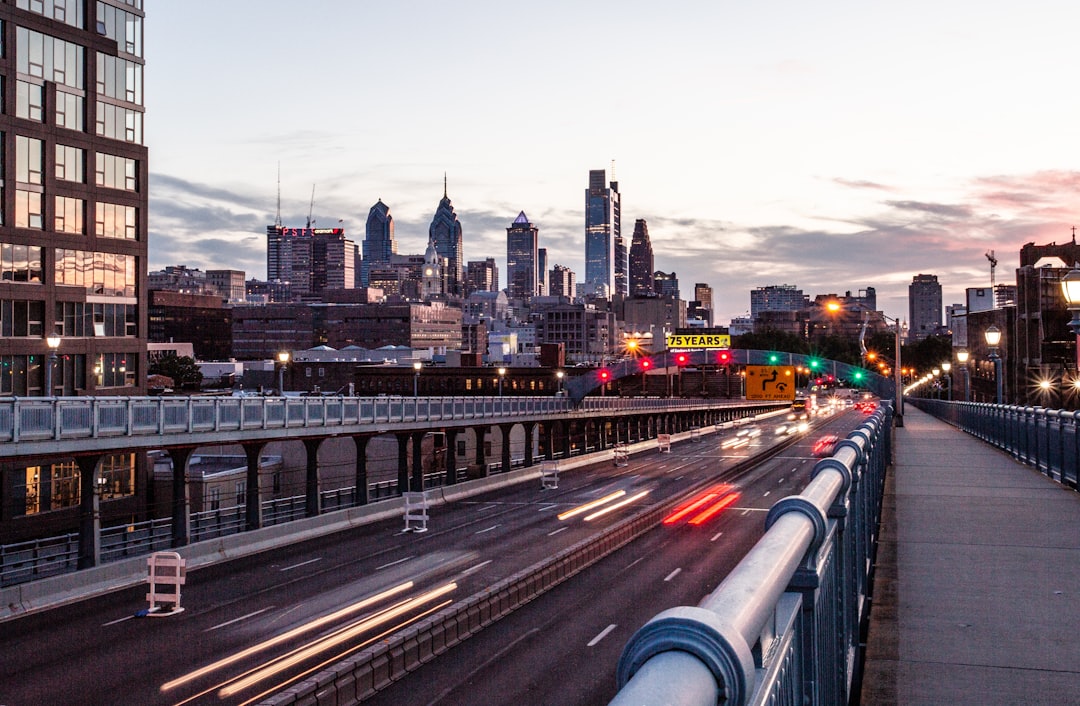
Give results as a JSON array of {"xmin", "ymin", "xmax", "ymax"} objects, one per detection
[
  {"xmin": 610, "ymin": 406, "xmax": 892, "ymax": 706},
  {"xmin": 0, "ymin": 394, "xmax": 764, "ymax": 451},
  {"xmin": 909, "ymin": 398, "xmax": 1080, "ymax": 489}
]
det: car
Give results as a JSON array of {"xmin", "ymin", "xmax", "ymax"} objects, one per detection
[{"xmin": 813, "ymin": 434, "xmax": 839, "ymax": 457}]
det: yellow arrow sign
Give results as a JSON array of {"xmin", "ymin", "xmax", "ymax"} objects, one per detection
[{"xmin": 744, "ymin": 365, "xmax": 796, "ymax": 400}]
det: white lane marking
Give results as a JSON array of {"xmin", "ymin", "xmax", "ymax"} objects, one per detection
[
  {"xmin": 664, "ymin": 568, "xmax": 682, "ymax": 582},
  {"xmin": 742, "ymin": 509, "xmax": 751, "ymax": 516},
  {"xmin": 376, "ymin": 555, "xmax": 415, "ymax": 571},
  {"xmin": 547, "ymin": 526, "xmax": 569, "ymax": 537},
  {"xmin": 587, "ymin": 624, "xmax": 618, "ymax": 647},
  {"xmin": 102, "ymin": 615, "xmax": 134, "ymax": 626},
  {"xmin": 625, "ymin": 557, "xmax": 645, "ymax": 571},
  {"xmin": 538, "ymin": 504, "xmax": 559, "ymax": 512},
  {"xmin": 206, "ymin": 608, "xmax": 271, "ymax": 632},
  {"xmin": 478, "ymin": 504, "xmax": 498, "ymax": 512},
  {"xmin": 280, "ymin": 557, "xmax": 322, "ymax": 572},
  {"xmin": 475, "ymin": 525, "xmax": 499, "ymax": 535},
  {"xmin": 710, "ymin": 531, "xmax": 724, "ymax": 542},
  {"xmin": 763, "ymin": 491, "xmax": 771, "ymax": 497}
]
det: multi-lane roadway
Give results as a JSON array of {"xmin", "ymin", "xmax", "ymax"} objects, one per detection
[{"xmin": 0, "ymin": 406, "xmax": 865, "ymax": 705}]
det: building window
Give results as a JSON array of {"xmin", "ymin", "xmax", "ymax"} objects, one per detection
[
  {"xmin": 95, "ymin": 153, "xmax": 137, "ymax": 191},
  {"xmin": 55, "ymin": 248, "xmax": 136, "ymax": 296},
  {"xmin": 51, "ymin": 461, "xmax": 81, "ymax": 510},
  {"xmin": 16, "ymin": 80, "xmax": 44, "ymax": 122},
  {"xmin": 95, "ymin": 102, "xmax": 143, "ymax": 144},
  {"xmin": 96, "ymin": 54, "xmax": 142, "ymax": 105},
  {"xmin": 15, "ymin": 190, "xmax": 43, "ymax": 229},
  {"xmin": 17, "ymin": 0, "xmax": 86, "ymax": 29},
  {"xmin": 96, "ymin": 3, "xmax": 142, "ymax": 57},
  {"xmin": 235, "ymin": 481, "xmax": 246, "ymax": 507},
  {"xmin": 55, "ymin": 196, "xmax": 84, "ymax": 234},
  {"xmin": 16, "ymin": 27, "xmax": 84, "ymax": 89},
  {"xmin": 16, "ymin": 136, "xmax": 43, "ymax": 184},
  {"xmin": 99, "ymin": 453, "xmax": 134, "ymax": 499},
  {"xmin": 55, "ymin": 90, "xmax": 84, "ymax": 131},
  {"xmin": 1, "ymin": 299, "xmax": 45, "ymax": 337},
  {"xmin": 94, "ymin": 202, "xmax": 137, "ymax": 239},
  {"xmin": 1, "ymin": 243, "xmax": 43, "ymax": 282},
  {"xmin": 94, "ymin": 352, "xmax": 135, "ymax": 388},
  {"xmin": 56, "ymin": 144, "xmax": 85, "ymax": 183}
]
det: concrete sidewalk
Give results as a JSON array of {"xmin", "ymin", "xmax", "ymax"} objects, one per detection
[{"xmin": 860, "ymin": 405, "xmax": 1080, "ymax": 705}]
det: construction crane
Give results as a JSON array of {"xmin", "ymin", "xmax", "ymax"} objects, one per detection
[
  {"xmin": 306, "ymin": 184, "xmax": 316, "ymax": 228},
  {"xmin": 985, "ymin": 250, "xmax": 997, "ymax": 290}
]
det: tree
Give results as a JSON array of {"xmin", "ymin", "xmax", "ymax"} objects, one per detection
[{"xmin": 149, "ymin": 353, "xmax": 203, "ymax": 390}]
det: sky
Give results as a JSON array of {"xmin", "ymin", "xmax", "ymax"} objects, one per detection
[{"xmin": 145, "ymin": 0, "xmax": 1080, "ymax": 325}]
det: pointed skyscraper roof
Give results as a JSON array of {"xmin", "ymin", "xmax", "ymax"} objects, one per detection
[{"xmin": 513, "ymin": 211, "xmax": 529, "ymax": 225}]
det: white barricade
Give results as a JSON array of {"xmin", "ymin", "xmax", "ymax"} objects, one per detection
[
  {"xmin": 613, "ymin": 443, "xmax": 629, "ymax": 467},
  {"xmin": 404, "ymin": 491, "xmax": 430, "ymax": 532},
  {"xmin": 657, "ymin": 434, "xmax": 672, "ymax": 453},
  {"xmin": 690, "ymin": 426, "xmax": 701, "ymax": 442},
  {"xmin": 145, "ymin": 551, "xmax": 186, "ymax": 616},
  {"xmin": 541, "ymin": 460, "xmax": 560, "ymax": 489}
]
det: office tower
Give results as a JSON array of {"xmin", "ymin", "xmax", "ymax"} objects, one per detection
[
  {"xmin": 549, "ymin": 264, "xmax": 576, "ymax": 299},
  {"xmin": 465, "ymin": 258, "xmax": 499, "ymax": 296},
  {"xmin": 908, "ymin": 274, "xmax": 943, "ymax": 341},
  {"xmin": 266, "ymin": 226, "xmax": 356, "ymax": 299},
  {"xmin": 694, "ymin": 283, "xmax": 713, "ymax": 311},
  {"xmin": 362, "ymin": 200, "xmax": 396, "ymax": 287},
  {"xmin": 506, "ymin": 211, "xmax": 538, "ymax": 301},
  {"xmin": 654, "ymin": 271, "xmax": 680, "ymax": 300},
  {"xmin": 537, "ymin": 248, "xmax": 548, "ymax": 297},
  {"xmin": 750, "ymin": 284, "xmax": 809, "ymax": 318},
  {"xmin": 584, "ymin": 169, "xmax": 620, "ymax": 298},
  {"xmin": 0, "ymin": 4, "xmax": 147, "ymax": 395},
  {"xmin": 629, "ymin": 219, "xmax": 655, "ymax": 296},
  {"xmin": 429, "ymin": 177, "xmax": 464, "ymax": 296}
]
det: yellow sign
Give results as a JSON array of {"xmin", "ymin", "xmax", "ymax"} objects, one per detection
[
  {"xmin": 666, "ymin": 334, "xmax": 731, "ymax": 349},
  {"xmin": 744, "ymin": 365, "xmax": 796, "ymax": 401}
]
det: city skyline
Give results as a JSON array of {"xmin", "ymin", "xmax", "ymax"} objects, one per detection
[{"xmin": 146, "ymin": 1, "xmax": 1080, "ymax": 324}]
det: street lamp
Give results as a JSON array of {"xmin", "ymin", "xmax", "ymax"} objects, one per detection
[
  {"xmin": 277, "ymin": 351, "xmax": 290, "ymax": 394},
  {"xmin": 556, "ymin": 370, "xmax": 565, "ymax": 395},
  {"xmin": 413, "ymin": 361, "xmax": 422, "ymax": 397},
  {"xmin": 497, "ymin": 367, "xmax": 506, "ymax": 396},
  {"xmin": 45, "ymin": 334, "xmax": 60, "ymax": 396},
  {"xmin": 942, "ymin": 361, "xmax": 952, "ymax": 401},
  {"xmin": 1062, "ymin": 264, "xmax": 1080, "ymax": 372},
  {"xmin": 985, "ymin": 324, "xmax": 1003, "ymax": 404},
  {"xmin": 956, "ymin": 349, "xmax": 970, "ymax": 401}
]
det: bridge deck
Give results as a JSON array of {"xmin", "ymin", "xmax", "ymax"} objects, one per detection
[{"xmin": 861, "ymin": 405, "xmax": 1080, "ymax": 704}]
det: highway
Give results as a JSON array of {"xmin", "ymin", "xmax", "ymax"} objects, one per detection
[{"xmin": 0, "ymin": 407, "xmax": 866, "ymax": 706}]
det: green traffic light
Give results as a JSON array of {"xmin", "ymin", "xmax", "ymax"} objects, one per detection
[
  {"xmin": 808, "ymin": 359, "xmax": 820, "ymax": 369},
  {"xmin": 768, "ymin": 354, "xmax": 779, "ymax": 363},
  {"xmin": 853, "ymin": 371, "xmax": 864, "ymax": 380}
]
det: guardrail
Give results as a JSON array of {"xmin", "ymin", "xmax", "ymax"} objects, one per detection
[
  {"xmin": 0, "ymin": 394, "xmax": 768, "ymax": 451},
  {"xmin": 908, "ymin": 398, "xmax": 1080, "ymax": 489},
  {"xmin": 609, "ymin": 405, "xmax": 892, "ymax": 706}
]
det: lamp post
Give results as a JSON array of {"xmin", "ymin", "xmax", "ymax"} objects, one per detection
[
  {"xmin": 45, "ymin": 334, "xmax": 60, "ymax": 396},
  {"xmin": 413, "ymin": 361, "xmax": 422, "ymax": 397},
  {"xmin": 942, "ymin": 361, "xmax": 952, "ymax": 401},
  {"xmin": 1062, "ymin": 264, "xmax": 1080, "ymax": 373},
  {"xmin": 277, "ymin": 351, "xmax": 290, "ymax": 394},
  {"xmin": 497, "ymin": 367, "xmax": 506, "ymax": 397},
  {"xmin": 932, "ymin": 368, "xmax": 941, "ymax": 400},
  {"xmin": 985, "ymin": 324, "xmax": 1003, "ymax": 404},
  {"xmin": 556, "ymin": 370, "xmax": 564, "ymax": 396},
  {"xmin": 956, "ymin": 349, "xmax": 970, "ymax": 401}
]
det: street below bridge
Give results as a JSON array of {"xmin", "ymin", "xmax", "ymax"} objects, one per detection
[{"xmin": 0, "ymin": 409, "xmax": 865, "ymax": 705}]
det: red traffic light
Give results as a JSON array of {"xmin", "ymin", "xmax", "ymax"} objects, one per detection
[
  {"xmin": 717, "ymin": 350, "xmax": 731, "ymax": 364},
  {"xmin": 675, "ymin": 353, "xmax": 690, "ymax": 366},
  {"xmin": 598, "ymin": 369, "xmax": 611, "ymax": 382},
  {"xmin": 640, "ymin": 358, "xmax": 653, "ymax": 370}
]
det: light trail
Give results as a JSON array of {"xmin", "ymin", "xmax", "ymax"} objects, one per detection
[
  {"xmin": 688, "ymin": 492, "xmax": 742, "ymax": 525},
  {"xmin": 160, "ymin": 581, "xmax": 414, "ymax": 693},
  {"xmin": 583, "ymin": 490, "xmax": 650, "ymax": 521},
  {"xmin": 219, "ymin": 582, "xmax": 457, "ymax": 697},
  {"xmin": 557, "ymin": 490, "xmax": 626, "ymax": 521}
]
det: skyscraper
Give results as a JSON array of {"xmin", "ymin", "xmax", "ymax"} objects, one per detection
[
  {"xmin": 465, "ymin": 258, "xmax": 499, "ymax": 296},
  {"xmin": 549, "ymin": 264, "xmax": 576, "ymax": 299},
  {"xmin": 362, "ymin": 200, "xmax": 396, "ymax": 287},
  {"xmin": 629, "ymin": 219, "xmax": 655, "ymax": 296},
  {"xmin": 537, "ymin": 248, "xmax": 548, "ymax": 297},
  {"xmin": 1, "ymin": 3, "xmax": 148, "ymax": 395},
  {"xmin": 506, "ymin": 211, "xmax": 538, "ymax": 301},
  {"xmin": 428, "ymin": 177, "xmax": 464, "ymax": 296},
  {"xmin": 584, "ymin": 169, "xmax": 620, "ymax": 297},
  {"xmin": 908, "ymin": 274, "xmax": 943, "ymax": 341},
  {"xmin": 654, "ymin": 271, "xmax": 680, "ymax": 300},
  {"xmin": 267, "ymin": 226, "xmax": 356, "ymax": 299}
]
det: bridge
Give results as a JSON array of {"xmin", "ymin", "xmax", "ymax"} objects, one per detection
[{"xmin": 3, "ymin": 385, "xmax": 1078, "ymax": 703}]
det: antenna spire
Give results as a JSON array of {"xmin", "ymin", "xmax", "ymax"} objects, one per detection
[
  {"xmin": 274, "ymin": 162, "xmax": 282, "ymax": 229},
  {"xmin": 444, "ymin": 172, "xmax": 448, "ymax": 199},
  {"xmin": 306, "ymin": 184, "xmax": 316, "ymax": 229}
]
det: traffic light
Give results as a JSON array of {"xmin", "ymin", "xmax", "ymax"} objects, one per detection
[
  {"xmin": 808, "ymin": 358, "xmax": 820, "ymax": 370},
  {"xmin": 853, "ymin": 370, "xmax": 864, "ymax": 382},
  {"xmin": 768, "ymin": 353, "xmax": 780, "ymax": 364},
  {"xmin": 717, "ymin": 350, "xmax": 731, "ymax": 365},
  {"xmin": 598, "ymin": 369, "xmax": 611, "ymax": 382},
  {"xmin": 675, "ymin": 353, "xmax": 690, "ymax": 366},
  {"xmin": 639, "ymin": 358, "xmax": 653, "ymax": 371}
]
